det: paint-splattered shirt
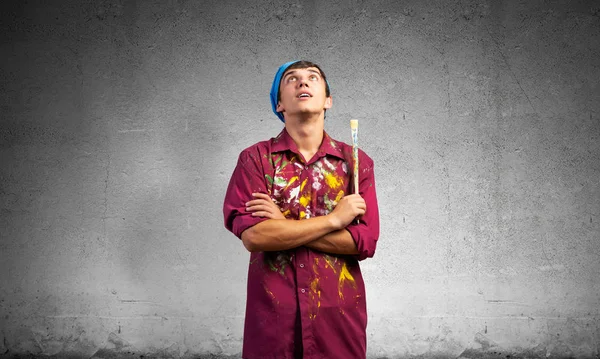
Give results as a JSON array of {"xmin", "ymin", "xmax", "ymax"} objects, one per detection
[{"xmin": 223, "ymin": 128, "xmax": 379, "ymax": 359}]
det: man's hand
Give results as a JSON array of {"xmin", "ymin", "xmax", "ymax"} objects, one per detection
[
  {"xmin": 246, "ymin": 193, "xmax": 286, "ymax": 219},
  {"xmin": 329, "ymin": 194, "xmax": 366, "ymax": 230}
]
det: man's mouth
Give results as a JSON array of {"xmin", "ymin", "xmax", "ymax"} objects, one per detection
[{"xmin": 297, "ymin": 93, "xmax": 312, "ymax": 98}]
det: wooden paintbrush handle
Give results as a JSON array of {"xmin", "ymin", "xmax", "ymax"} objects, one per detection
[{"xmin": 350, "ymin": 119, "xmax": 360, "ymax": 224}]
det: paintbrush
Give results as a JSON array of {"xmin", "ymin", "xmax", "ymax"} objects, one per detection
[{"xmin": 350, "ymin": 119, "xmax": 360, "ymax": 224}]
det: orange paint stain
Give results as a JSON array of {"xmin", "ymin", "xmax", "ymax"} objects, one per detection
[
  {"xmin": 309, "ymin": 277, "xmax": 321, "ymax": 320},
  {"xmin": 323, "ymin": 255, "xmax": 337, "ymax": 274},
  {"xmin": 263, "ymin": 285, "xmax": 280, "ymax": 305},
  {"xmin": 338, "ymin": 262, "xmax": 356, "ymax": 300},
  {"xmin": 265, "ymin": 288, "xmax": 275, "ymax": 299}
]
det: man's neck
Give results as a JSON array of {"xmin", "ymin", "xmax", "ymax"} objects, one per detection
[{"xmin": 284, "ymin": 114, "xmax": 325, "ymax": 163}]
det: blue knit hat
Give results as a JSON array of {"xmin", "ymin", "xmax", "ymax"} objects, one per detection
[
  {"xmin": 270, "ymin": 60, "xmax": 331, "ymax": 123},
  {"xmin": 270, "ymin": 60, "xmax": 299, "ymax": 122}
]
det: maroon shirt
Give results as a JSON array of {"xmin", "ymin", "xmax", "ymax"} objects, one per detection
[{"xmin": 223, "ymin": 128, "xmax": 380, "ymax": 359}]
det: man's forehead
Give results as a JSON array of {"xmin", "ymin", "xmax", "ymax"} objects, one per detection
[{"xmin": 282, "ymin": 67, "xmax": 322, "ymax": 77}]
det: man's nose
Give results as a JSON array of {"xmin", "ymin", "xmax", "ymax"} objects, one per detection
[{"xmin": 297, "ymin": 76, "xmax": 309, "ymax": 87}]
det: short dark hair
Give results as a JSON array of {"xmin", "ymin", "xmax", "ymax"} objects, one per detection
[{"xmin": 277, "ymin": 61, "xmax": 331, "ymax": 103}]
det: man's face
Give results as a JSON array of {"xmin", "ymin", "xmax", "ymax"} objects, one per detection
[{"xmin": 276, "ymin": 67, "xmax": 332, "ymax": 118}]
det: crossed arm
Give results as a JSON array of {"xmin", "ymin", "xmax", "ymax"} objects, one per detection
[{"xmin": 240, "ymin": 193, "xmax": 365, "ymax": 255}]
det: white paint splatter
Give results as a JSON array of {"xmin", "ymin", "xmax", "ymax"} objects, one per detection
[{"xmin": 288, "ymin": 186, "xmax": 300, "ymax": 203}]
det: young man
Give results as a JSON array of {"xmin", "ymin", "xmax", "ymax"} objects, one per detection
[{"xmin": 223, "ymin": 60, "xmax": 380, "ymax": 359}]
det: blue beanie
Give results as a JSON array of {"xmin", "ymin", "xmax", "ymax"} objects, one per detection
[
  {"xmin": 270, "ymin": 60, "xmax": 299, "ymax": 123},
  {"xmin": 270, "ymin": 60, "xmax": 331, "ymax": 123}
]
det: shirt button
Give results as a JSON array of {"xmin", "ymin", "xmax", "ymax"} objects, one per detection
[
  {"xmin": 299, "ymin": 264, "xmax": 304, "ymax": 268},
  {"xmin": 301, "ymin": 289, "xmax": 306, "ymax": 293}
]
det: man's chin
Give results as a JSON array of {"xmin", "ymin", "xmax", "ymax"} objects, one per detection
[{"xmin": 287, "ymin": 108, "xmax": 324, "ymax": 117}]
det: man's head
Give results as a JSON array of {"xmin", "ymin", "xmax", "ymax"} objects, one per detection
[{"xmin": 270, "ymin": 60, "xmax": 331, "ymax": 122}]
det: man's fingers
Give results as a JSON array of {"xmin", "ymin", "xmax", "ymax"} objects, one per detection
[
  {"xmin": 345, "ymin": 194, "xmax": 364, "ymax": 200},
  {"xmin": 344, "ymin": 197, "xmax": 366, "ymax": 212},
  {"xmin": 252, "ymin": 193, "xmax": 272, "ymax": 201},
  {"xmin": 342, "ymin": 194, "xmax": 365, "ymax": 205},
  {"xmin": 251, "ymin": 210, "xmax": 286, "ymax": 220},
  {"xmin": 246, "ymin": 194, "xmax": 286, "ymax": 220},
  {"xmin": 246, "ymin": 199, "xmax": 272, "ymax": 207},
  {"xmin": 251, "ymin": 211, "xmax": 273, "ymax": 218},
  {"xmin": 246, "ymin": 204, "xmax": 275, "ymax": 212}
]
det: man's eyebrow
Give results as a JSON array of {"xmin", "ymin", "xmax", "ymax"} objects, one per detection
[{"xmin": 283, "ymin": 69, "xmax": 322, "ymax": 78}]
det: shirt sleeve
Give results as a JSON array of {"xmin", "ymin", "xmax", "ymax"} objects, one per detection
[
  {"xmin": 345, "ymin": 151, "xmax": 380, "ymax": 261},
  {"xmin": 223, "ymin": 148, "xmax": 271, "ymax": 239}
]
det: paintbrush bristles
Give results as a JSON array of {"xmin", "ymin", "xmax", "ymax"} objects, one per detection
[{"xmin": 350, "ymin": 119, "xmax": 358, "ymax": 130}]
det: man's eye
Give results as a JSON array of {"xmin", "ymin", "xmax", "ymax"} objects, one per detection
[
  {"xmin": 288, "ymin": 77, "xmax": 297, "ymax": 82},
  {"xmin": 309, "ymin": 75, "xmax": 318, "ymax": 81}
]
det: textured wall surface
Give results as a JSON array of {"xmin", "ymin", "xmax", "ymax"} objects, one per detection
[{"xmin": 1, "ymin": 0, "xmax": 599, "ymax": 358}]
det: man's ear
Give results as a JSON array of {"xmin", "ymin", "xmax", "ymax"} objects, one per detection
[
  {"xmin": 324, "ymin": 96, "xmax": 332, "ymax": 110},
  {"xmin": 276, "ymin": 101, "xmax": 284, "ymax": 112}
]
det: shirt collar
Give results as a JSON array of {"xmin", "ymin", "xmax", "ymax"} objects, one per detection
[{"xmin": 272, "ymin": 128, "xmax": 345, "ymax": 160}]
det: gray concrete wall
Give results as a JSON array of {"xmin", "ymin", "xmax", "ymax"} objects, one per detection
[{"xmin": 1, "ymin": 0, "xmax": 599, "ymax": 358}]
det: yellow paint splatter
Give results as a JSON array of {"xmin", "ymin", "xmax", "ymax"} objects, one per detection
[
  {"xmin": 299, "ymin": 211, "xmax": 306, "ymax": 219},
  {"xmin": 338, "ymin": 262, "xmax": 356, "ymax": 300},
  {"xmin": 311, "ymin": 279, "xmax": 321, "ymax": 295},
  {"xmin": 285, "ymin": 176, "xmax": 299, "ymax": 189},
  {"xmin": 282, "ymin": 209, "xmax": 291, "ymax": 217},
  {"xmin": 323, "ymin": 255, "xmax": 337, "ymax": 274},
  {"xmin": 300, "ymin": 178, "xmax": 308, "ymax": 191},
  {"xmin": 308, "ymin": 257, "xmax": 322, "ymax": 320},
  {"xmin": 324, "ymin": 171, "xmax": 343, "ymax": 189},
  {"xmin": 263, "ymin": 285, "xmax": 279, "ymax": 305},
  {"xmin": 309, "ymin": 277, "xmax": 321, "ymax": 320},
  {"xmin": 265, "ymin": 288, "xmax": 275, "ymax": 299},
  {"xmin": 335, "ymin": 190, "xmax": 344, "ymax": 202},
  {"xmin": 299, "ymin": 194, "xmax": 310, "ymax": 207}
]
